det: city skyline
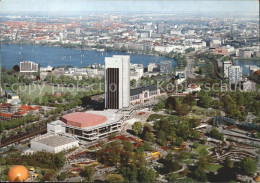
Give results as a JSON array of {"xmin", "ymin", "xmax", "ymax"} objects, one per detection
[{"xmin": 0, "ymin": 0, "xmax": 259, "ymax": 14}]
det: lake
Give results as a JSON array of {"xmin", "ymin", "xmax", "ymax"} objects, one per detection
[
  {"xmin": 1, "ymin": 44, "xmax": 176, "ymax": 69},
  {"xmin": 2, "ymin": 44, "xmax": 259, "ymax": 75},
  {"xmin": 233, "ymin": 59, "xmax": 260, "ymax": 75}
]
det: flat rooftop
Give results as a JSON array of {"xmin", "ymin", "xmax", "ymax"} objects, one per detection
[{"xmin": 32, "ymin": 134, "xmax": 77, "ymax": 147}]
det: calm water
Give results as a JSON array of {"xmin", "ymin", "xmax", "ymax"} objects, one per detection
[
  {"xmin": 233, "ymin": 59, "xmax": 260, "ymax": 75},
  {"xmin": 1, "ymin": 44, "xmax": 176, "ymax": 69}
]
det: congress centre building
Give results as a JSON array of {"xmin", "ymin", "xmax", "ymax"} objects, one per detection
[{"xmin": 47, "ymin": 110, "xmax": 124, "ymax": 142}]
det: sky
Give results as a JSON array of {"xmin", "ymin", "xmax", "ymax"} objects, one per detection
[{"xmin": 0, "ymin": 0, "xmax": 259, "ymax": 13}]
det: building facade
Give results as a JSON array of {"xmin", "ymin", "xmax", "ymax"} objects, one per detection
[
  {"xmin": 130, "ymin": 64, "xmax": 144, "ymax": 81},
  {"xmin": 223, "ymin": 61, "xmax": 232, "ymax": 78},
  {"xmin": 157, "ymin": 22, "xmax": 165, "ymax": 34},
  {"xmin": 20, "ymin": 61, "xmax": 39, "ymax": 73},
  {"xmin": 130, "ymin": 85, "xmax": 161, "ymax": 105},
  {"xmin": 105, "ymin": 55, "xmax": 130, "ymax": 109},
  {"xmin": 228, "ymin": 66, "xmax": 242, "ymax": 84},
  {"xmin": 20, "ymin": 61, "xmax": 39, "ymax": 78}
]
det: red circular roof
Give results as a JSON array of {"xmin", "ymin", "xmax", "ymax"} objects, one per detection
[{"xmin": 61, "ymin": 112, "xmax": 107, "ymax": 128}]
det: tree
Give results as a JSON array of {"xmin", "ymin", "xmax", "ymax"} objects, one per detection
[
  {"xmin": 225, "ymin": 158, "xmax": 234, "ymax": 169},
  {"xmin": 166, "ymin": 97, "xmax": 180, "ymax": 110},
  {"xmin": 198, "ymin": 92, "xmax": 212, "ymax": 108},
  {"xmin": 55, "ymin": 153, "xmax": 66, "ymax": 167},
  {"xmin": 192, "ymin": 141, "xmax": 199, "ymax": 148},
  {"xmin": 190, "ymin": 130, "xmax": 200, "ymax": 140},
  {"xmin": 121, "ymin": 140, "xmax": 134, "ymax": 165},
  {"xmin": 130, "ymin": 79, "xmax": 137, "ymax": 87},
  {"xmin": 13, "ymin": 65, "xmax": 20, "ymax": 73},
  {"xmin": 164, "ymin": 153, "xmax": 182, "ymax": 173},
  {"xmin": 166, "ymin": 173, "xmax": 179, "ymax": 182},
  {"xmin": 199, "ymin": 148, "xmax": 208, "ymax": 156},
  {"xmin": 103, "ymin": 140, "xmax": 121, "ymax": 165},
  {"xmin": 142, "ymin": 123, "xmax": 153, "ymax": 137},
  {"xmin": 18, "ymin": 127, "xmax": 23, "ymax": 134},
  {"xmin": 196, "ymin": 156, "xmax": 209, "ymax": 170},
  {"xmin": 209, "ymin": 128, "xmax": 224, "ymax": 141},
  {"xmin": 34, "ymin": 97, "xmax": 40, "ymax": 105},
  {"xmin": 143, "ymin": 142, "xmax": 152, "ymax": 151},
  {"xmin": 80, "ymin": 166, "xmax": 95, "ymax": 181},
  {"xmin": 175, "ymin": 137, "xmax": 183, "ymax": 146},
  {"xmin": 184, "ymin": 94, "xmax": 195, "ymax": 106},
  {"xmin": 120, "ymin": 46, "xmax": 128, "ymax": 52},
  {"xmin": 201, "ymin": 139, "xmax": 207, "ymax": 144},
  {"xmin": 120, "ymin": 165, "xmax": 138, "ymax": 182},
  {"xmin": 239, "ymin": 157, "xmax": 257, "ymax": 176},
  {"xmin": 58, "ymin": 172, "xmax": 67, "ymax": 181},
  {"xmin": 1, "ymin": 157, "xmax": 6, "ymax": 165},
  {"xmin": 144, "ymin": 132, "xmax": 155, "ymax": 143},
  {"xmin": 107, "ymin": 174, "xmax": 124, "ymax": 182},
  {"xmin": 193, "ymin": 167, "xmax": 207, "ymax": 182},
  {"xmin": 176, "ymin": 103, "xmax": 190, "ymax": 116},
  {"xmin": 132, "ymin": 122, "xmax": 142, "ymax": 135},
  {"xmin": 189, "ymin": 118, "xmax": 200, "ymax": 128},
  {"xmin": 158, "ymin": 131, "xmax": 166, "ymax": 145},
  {"xmin": 153, "ymin": 101, "xmax": 165, "ymax": 111},
  {"xmin": 138, "ymin": 167, "xmax": 157, "ymax": 182}
]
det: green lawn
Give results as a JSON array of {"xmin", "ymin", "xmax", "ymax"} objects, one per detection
[
  {"xmin": 191, "ymin": 106, "xmax": 220, "ymax": 118},
  {"xmin": 207, "ymin": 164, "xmax": 223, "ymax": 172},
  {"xmin": 182, "ymin": 159, "xmax": 195, "ymax": 165},
  {"xmin": 192, "ymin": 144, "xmax": 211, "ymax": 154},
  {"xmin": 146, "ymin": 114, "xmax": 169, "ymax": 122},
  {"xmin": 16, "ymin": 84, "xmax": 86, "ymax": 102}
]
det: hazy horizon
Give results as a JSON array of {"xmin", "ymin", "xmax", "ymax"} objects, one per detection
[{"xmin": 0, "ymin": 0, "xmax": 259, "ymax": 14}]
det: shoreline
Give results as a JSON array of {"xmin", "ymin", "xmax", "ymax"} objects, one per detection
[
  {"xmin": 234, "ymin": 57, "xmax": 260, "ymax": 61},
  {"xmin": 2, "ymin": 42, "xmax": 162, "ymax": 57}
]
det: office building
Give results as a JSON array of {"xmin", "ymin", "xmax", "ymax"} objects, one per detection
[
  {"xmin": 105, "ymin": 55, "xmax": 130, "ymax": 109},
  {"xmin": 20, "ymin": 61, "xmax": 39, "ymax": 78},
  {"xmin": 157, "ymin": 22, "xmax": 165, "ymax": 34},
  {"xmin": 228, "ymin": 66, "xmax": 242, "ymax": 84},
  {"xmin": 238, "ymin": 49, "xmax": 253, "ymax": 58},
  {"xmin": 160, "ymin": 61, "xmax": 172, "ymax": 74},
  {"xmin": 223, "ymin": 61, "xmax": 232, "ymax": 78},
  {"xmin": 20, "ymin": 61, "xmax": 38, "ymax": 73}
]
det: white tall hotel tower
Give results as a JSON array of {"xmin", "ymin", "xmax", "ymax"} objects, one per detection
[
  {"xmin": 228, "ymin": 66, "xmax": 242, "ymax": 84},
  {"xmin": 105, "ymin": 55, "xmax": 130, "ymax": 109}
]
